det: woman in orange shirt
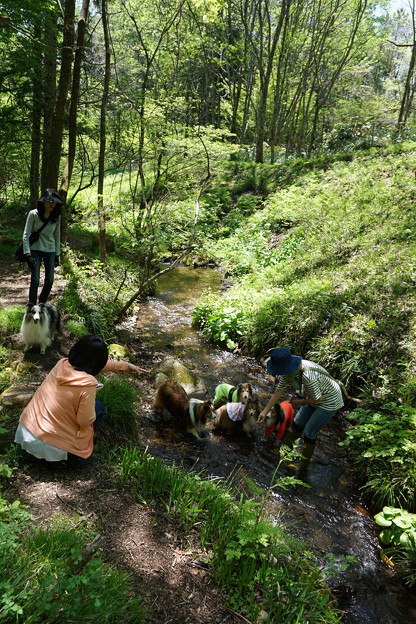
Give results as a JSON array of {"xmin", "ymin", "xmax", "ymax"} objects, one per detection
[{"xmin": 15, "ymin": 335, "xmax": 145, "ymax": 467}]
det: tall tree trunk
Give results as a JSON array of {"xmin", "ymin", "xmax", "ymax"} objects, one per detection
[
  {"xmin": 397, "ymin": 1, "xmax": 416, "ymax": 131},
  {"xmin": 253, "ymin": 0, "xmax": 291, "ymax": 163},
  {"xmin": 60, "ymin": 0, "xmax": 90, "ymax": 245},
  {"xmin": 29, "ymin": 20, "xmax": 43, "ymax": 208},
  {"xmin": 46, "ymin": 0, "xmax": 75, "ymax": 190},
  {"xmin": 98, "ymin": 0, "xmax": 111, "ymax": 266},
  {"xmin": 41, "ymin": 9, "xmax": 57, "ymax": 193}
]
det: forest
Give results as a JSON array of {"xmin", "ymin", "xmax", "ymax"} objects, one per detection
[{"xmin": 1, "ymin": 0, "xmax": 416, "ymax": 622}]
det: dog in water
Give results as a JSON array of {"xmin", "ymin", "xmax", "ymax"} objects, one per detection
[
  {"xmin": 264, "ymin": 401, "xmax": 294, "ymax": 441},
  {"xmin": 21, "ymin": 303, "xmax": 60, "ymax": 355},
  {"xmin": 212, "ymin": 396, "xmax": 260, "ymax": 437},
  {"xmin": 213, "ymin": 382, "xmax": 253, "ymax": 409},
  {"xmin": 153, "ymin": 378, "xmax": 213, "ymax": 439}
]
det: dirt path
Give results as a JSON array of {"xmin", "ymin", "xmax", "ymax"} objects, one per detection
[
  {"xmin": 0, "ymin": 256, "xmax": 66, "ymax": 308},
  {"xmin": 1, "ymin": 253, "xmax": 241, "ymax": 624}
]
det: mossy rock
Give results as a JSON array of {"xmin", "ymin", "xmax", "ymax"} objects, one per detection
[
  {"xmin": 154, "ymin": 357, "xmax": 206, "ymax": 395},
  {"xmin": 0, "ymin": 386, "xmax": 33, "ymax": 408},
  {"xmin": 108, "ymin": 343, "xmax": 136, "ymax": 363}
]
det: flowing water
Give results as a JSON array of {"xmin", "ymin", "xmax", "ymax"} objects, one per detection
[{"xmin": 134, "ymin": 266, "xmax": 416, "ymax": 624}]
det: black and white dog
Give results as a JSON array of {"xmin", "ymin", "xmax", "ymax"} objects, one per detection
[{"xmin": 21, "ymin": 303, "xmax": 60, "ymax": 355}]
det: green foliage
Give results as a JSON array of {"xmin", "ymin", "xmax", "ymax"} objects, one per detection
[
  {"xmin": 96, "ymin": 375, "xmax": 140, "ymax": 438},
  {"xmin": 194, "ymin": 144, "xmax": 416, "ymax": 387},
  {"xmin": 58, "ymin": 249, "xmax": 126, "ymax": 339},
  {"xmin": 392, "ymin": 535, "xmax": 416, "ymax": 587},
  {"xmin": 0, "ymin": 521, "xmax": 146, "ymax": 623},
  {"xmin": 0, "ymin": 470, "xmax": 145, "ymax": 622},
  {"xmin": 0, "ymin": 223, "xmax": 23, "ymax": 255},
  {"xmin": 374, "ymin": 507, "xmax": 416, "ymax": 547},
  {"xmin": 340, "ymin": 404, "xmax": 416, "ymax": 510},
  {"xmin": 0, "ymin": 306, "xmax": 24, "ymax": 337},
  {"xmin": 0, "ymin": 306, "xmax": 32, "ymax": 393},
  {"xmin": 115, "ymin": 447, "xmax": 341, "ymax": 623},
  {"xmin": 192, "ymin": 290, "xmax": 246, "ymax": 349}
]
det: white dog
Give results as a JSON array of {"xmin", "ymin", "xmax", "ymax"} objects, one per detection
[{"xmin": 21, "ymin": 303, "xmax": 60, "ymax": 355}]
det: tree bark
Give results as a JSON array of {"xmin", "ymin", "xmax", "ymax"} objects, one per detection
[
  {"xmin": 41, "ymin": 9, "xmax": 58, "ymax": 193},
  {"xmin": 397, "ymin": 2, "xmax": 416, "ymax": 131},
  {"xmin": 60, "ymin": 0, "xmax": 90, "ymax": 245},
  {"xmin": 29, "ymin": 20, "xmax": 43, "ymax": 208},
  {"xmin": 98, "ymin": 0, "xmax": 111, "ymax": 266},
  {"xmin": 251, "ymin": 0, "xmax": 291, "ymax": 163},
  {"xmin": 45, "ymin": 0, "xmax": 75, "ymax": 190}
]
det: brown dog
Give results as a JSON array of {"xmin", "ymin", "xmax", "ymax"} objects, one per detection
[
  {"xmin": 153, "ymin": 379, "xmax": 212, "ymax": 439},
  {"xmin": 264, "ymin": 401, "xmax": 294, "ymax": 440},
  {"xmin": 213, "ymin": 382, "xmax": 253, "ymax": 409},
  {"xmin": 212, "ymin": 396, "xmax": 260, "ymax": 437}
]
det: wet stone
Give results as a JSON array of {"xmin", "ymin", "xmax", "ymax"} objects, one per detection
[{"xmin": 0, "ymin": 387, "xmax": 33, "ymax": 408}]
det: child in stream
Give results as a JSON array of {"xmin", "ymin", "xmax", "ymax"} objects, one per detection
[{"xmin": 257, "ymin": 347, "xmax": 344, "ymax": 471}]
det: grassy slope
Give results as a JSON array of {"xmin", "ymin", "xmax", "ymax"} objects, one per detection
[
  {"xmin": 196, "ymin": 142, "xmax": 416, "ymax": 399},
  {"xmin": 193, "ymin": 142, "xmax": 416, "ymax": 512}
]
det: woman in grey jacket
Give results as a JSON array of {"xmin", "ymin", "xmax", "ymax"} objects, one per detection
[{"xmin": 22, "ymin": 189, "xmax": 62, "ymax": 304}]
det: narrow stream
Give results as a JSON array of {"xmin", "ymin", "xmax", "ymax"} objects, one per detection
[{"xmin": 134, "ymin": 266, "xmax": 416, "ymax": 624}]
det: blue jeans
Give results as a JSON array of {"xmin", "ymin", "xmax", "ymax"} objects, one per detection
[
  {"xmin": 293, "ymin": 404, "xmax": 337, "ymax": 441},
  {"xmin": 29, "ymin": 250, "xmax": 55, "ymax": 304},
  {"xmin": 67, "ymin": 399, "xmax": 106, "ymax": 467}
]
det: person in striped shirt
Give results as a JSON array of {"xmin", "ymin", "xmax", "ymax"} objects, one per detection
[{"xmin": 257, "ymin": 347, "xmax": 344, "ymax": 471}]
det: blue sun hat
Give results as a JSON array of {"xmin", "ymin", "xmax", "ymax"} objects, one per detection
[{"xmin": 267, "ymin": 347, "xmax": 302, "ymax": 376}]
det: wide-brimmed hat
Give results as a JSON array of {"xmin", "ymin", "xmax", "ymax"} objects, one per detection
[
  {"xmin": 39, "ymin": 188, "xmax": 63, "ymax": 205},
  {"xmin": 267, "ymin": 347, "xmax": 302, "ymax": 376}
]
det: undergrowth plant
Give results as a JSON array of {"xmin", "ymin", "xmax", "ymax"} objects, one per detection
[
  {"xmin": 0, "ymin": 491, "xmax": 146, "ymax": 623},
  {"xmin": 391, "ymin": 536, "xmax": 416, "ymax": 587},
  {"xmin": 192, "ymin": 143, "xmax": 416, "ymax": 514},
  {"xmin": 114, "ymin": 446, "xmax": 342, "ymax": 623},
  {"xmin": 339, "ymin": 404, "xmax": 416, "ymax": 511},
  {"xmin": 374, "ymin": 508, "xmax": 416, "ymax": 588},
  {"xmin": 0, "ymin": 306, "xmax": 31, "ymax": 393},
  {"xmin": 96, "ymin": 375, "xmax": 140, "ymax": 438},
  {"xmin": 374, "ymin": 507, "xmax": 416, "ymax": 547}
]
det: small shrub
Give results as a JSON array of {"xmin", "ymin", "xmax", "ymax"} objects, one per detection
[
  {"xmin": 0, "ymin": 306, "xmax": 24, "ymax": 337},
  {"xmin": 97, "ymin": 375, "xmax": 140, "ymax": 438},
  {"xmin": 0, "ymin": 523, "xmax": 146, "ymax": 623},
  {"xmin": 392, "ymin": 536, "xmax": 416, "ymax": 587},
  {"xmin": 340, "ymin": 405, "xmax": 416, "ymax": 511},
  {"xmin": 374, "ymin": 507, "xmax": 416, "ymax": 546}
]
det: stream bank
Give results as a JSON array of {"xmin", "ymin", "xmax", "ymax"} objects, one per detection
[{"xmin": 133, "ymin": 265, "xmax": 416, "ymax": 624}]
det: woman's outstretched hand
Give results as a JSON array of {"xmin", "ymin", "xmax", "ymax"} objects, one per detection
[
  {"xmin": 127, "ymin": 363, "xmax": 148, "ymax": 375},
  {"xmin": 257, "ymin": 410, "xmax": 267, "ymax": 424}
]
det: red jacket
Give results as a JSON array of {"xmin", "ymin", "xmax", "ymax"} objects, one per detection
[{"xmin": 265, "ymin": 401, "xmax": 294, "ymax": 440}]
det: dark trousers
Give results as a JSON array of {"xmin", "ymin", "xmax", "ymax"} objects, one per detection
[
  {"xmin": 67, "ymin": 399, "xmax": 106, "ymax": 468},
  {"xmin": 29, "ymin": 249, "xmax": 55, "ymax": 304}
]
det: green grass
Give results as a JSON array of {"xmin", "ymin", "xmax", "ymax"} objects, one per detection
[
  {"xmin": 97, "ymin": 374, "xmax": 141, "ymax": 438},
  {"xmin": 114, "ymin": 446, "xmax": 342, "ymax": 623},
  {"xmin": 0, "ymin": 306, "xmax": 24, "ymax": 337},
  {"xmin": 0, "ymin": 495, "xmax": 146, "ymax": 623},
  {"xmin": 0, "ymin": 306, "xmax": 30, "ymax": 394},
  {"xmin": 194, "ymin": 142, "xmax": 416, "ymax": 389}
]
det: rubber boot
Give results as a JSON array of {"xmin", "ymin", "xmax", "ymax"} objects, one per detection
[
  {"xmin": 282, "ymin": 422, "xmax": 303, "ymax": 449},
  {"xmin": 297, "ymin": 437, "xmax": 316, "ymax": 471}
]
